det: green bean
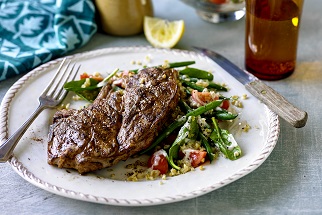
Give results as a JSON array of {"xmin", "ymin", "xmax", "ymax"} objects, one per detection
[
  {"xmin": 188, "ymin": 116, "xmax": 199, "ymax": 139},
  {"xmin": 169, "ymin": 61, "xmax": 195, "ymax": 68},
  {"xmin": 184, "ymin": 77, "xmax": 228, "ymax": 91},
  {"xmin": 214, "ymin": 111, "xmax": 238, "ymax": 120},
  {"xmin": 179, "ymin": 67, "xmax": 213, "ymax": 80},
  {"xmin": 186, "ymin": 100, "xmax": 223, "ymax": 117},
  {"xmin": 199, "ymin": 133, "xmax": 214, "ymax": 162},
  {"xmin": 139, "ymin": 116, "xmax": 187, "ymax": 155},
  {"xmin": 184, "ymin": 87, "xmax": 192, "ymax": 95},
  {"xmin": 219, "ymin": 95, "xmax": 230, "ymax": 100},
  {"xmin": 203, "ymin": 109, "xmax": 238, "ymax": 120},
  {"xmin": 179, "ymin": 100, "xmax": 192, "ymax": 113},
  {"xmin": 131, "ymin": 61, "xmax": 195, "ymax": 73},
  {"xmin": 180, "ymin": 77, "xmax": 228, "ymax": 92},
  {"xmin": 181, "ymin": 80, "xmax": 204, "ymax": 92},
  {"xmin": 208, "ymin": 83, "xmax": 227, "ymax": 91}
]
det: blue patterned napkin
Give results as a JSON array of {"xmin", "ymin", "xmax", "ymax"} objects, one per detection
[{"xmin": 0, "ymin": 0, "xmax": 97, "ymax": 81}]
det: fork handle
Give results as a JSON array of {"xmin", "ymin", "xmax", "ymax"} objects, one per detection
[{"xmin": 0, "ymin": 104, "xmax": 46, "ymax": 162}]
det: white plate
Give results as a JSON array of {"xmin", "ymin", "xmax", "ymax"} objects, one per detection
[{"xmin": 0, "ymin": 47, "xmax": 279, "ymax": 206}]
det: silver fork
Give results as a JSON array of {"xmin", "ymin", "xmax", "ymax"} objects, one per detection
[{"xmin": 0, "ymin": 58, "xmax": 80, "ymax": 162}]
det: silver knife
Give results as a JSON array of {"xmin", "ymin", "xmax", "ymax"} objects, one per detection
[{"xmin": 193, "ymin": 47, "xmax": 308, "ymax": 128}]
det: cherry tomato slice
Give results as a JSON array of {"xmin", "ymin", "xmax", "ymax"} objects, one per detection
[
  {"xmin": 184, "ymin": 149, "xmax": 207, "ymax": 168},
  {"xmin": 147, "ymin": 149, "xmax": 169, "ymax": 174},
  {"xmin": 220, "ymin": 100, "xmax": 230, "ymax": 110},
  {"xmin": 209, "ymin": 0, "xmax": 227, "ymax": 4},
  {"xmin": 80, "ymin": 73, "xmax": 90, "ymax": 80}
]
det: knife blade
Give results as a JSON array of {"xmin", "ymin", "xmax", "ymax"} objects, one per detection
[{"xmin": 193, "ymin": 47, "xmax": 308, "ymax": 128}]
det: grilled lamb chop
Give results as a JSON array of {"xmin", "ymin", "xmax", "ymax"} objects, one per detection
[{"xmin": 47, "ymin": 67, "xmax": 180, "ymax": 174}]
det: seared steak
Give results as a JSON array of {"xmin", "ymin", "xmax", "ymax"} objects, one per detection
[
  {"xmin": 117, "ymin": 67, "xmax": 180, "ymax": 154},
  {"xmin": 47, "ymin": 86, "xmax": 124, "ymax": 173},
  {"xmin": 47, "ymin": 67, "xmax": 180, "ymax": 174}
]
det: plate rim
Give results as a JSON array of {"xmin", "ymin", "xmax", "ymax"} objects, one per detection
[{"xmin": 0, "ymin": 46, "xmax": 280, "ymax": 206}]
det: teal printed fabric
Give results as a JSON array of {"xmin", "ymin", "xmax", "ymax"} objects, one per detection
[{"xmin": 0, "ymin": 0, "xmax": 97, "ymax": 81}]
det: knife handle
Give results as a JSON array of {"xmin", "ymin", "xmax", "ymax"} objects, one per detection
[{"xmin": 245, "ymin": 80, "xmax": 308, "ymax": 128}]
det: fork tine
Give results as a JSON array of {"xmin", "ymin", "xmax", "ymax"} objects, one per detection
[
  {"xmin": 51, "ymin": 63, "xmax": 75, "ymax": 100},
  {"xmin": 54, "ymin": 63, "xmax": 80, "ymax": 101},
  {"xmin": 56, "ymin": 64, "xmax": 80, "ymax": 101},
  {"xmin": 47, "ymin": 60, "xmax": 72, "ymax": 98},
  {"xmin": 41, "ymin": 58, "xmax": 68, "ymax": 96}
]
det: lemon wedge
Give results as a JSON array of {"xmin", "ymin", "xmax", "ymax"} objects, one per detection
[{"xmin": 144, "ymin": 16, "xmax": 185, "ymax": 49}]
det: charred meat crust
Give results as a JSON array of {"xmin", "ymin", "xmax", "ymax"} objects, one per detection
[
  {"xmin": 118, "ymin": 67, "xmax": 180, "ymax": 154},
  {"xmin": 47, "ymin": 67, "xmax": 180, "ymax": 174},
  {"xmin": 48, "ymin": 89, "xmax": 123, "ymax": 174}
]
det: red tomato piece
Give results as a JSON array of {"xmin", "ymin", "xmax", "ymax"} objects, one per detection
[
  {"xmin": 209, "ymin": 0, "xmax": 227, "ymax": 4},
  {"xmin": 80, "ymin": 73, "xmax": 90, "ymax": 80},
  {"xmin": 220, "ymin": 100, "xmax": 230, "ymax": 110},
  {"xmin": 191, "ymin": 90, "xmax": 219, "ymax": 106},
  {"xmin": 184, "ymin": 149, "xmax": 207, "ymax": 168},
  {"xmin": 147, "ymin": 149, "xmax": 169, "ymax": 174}
]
